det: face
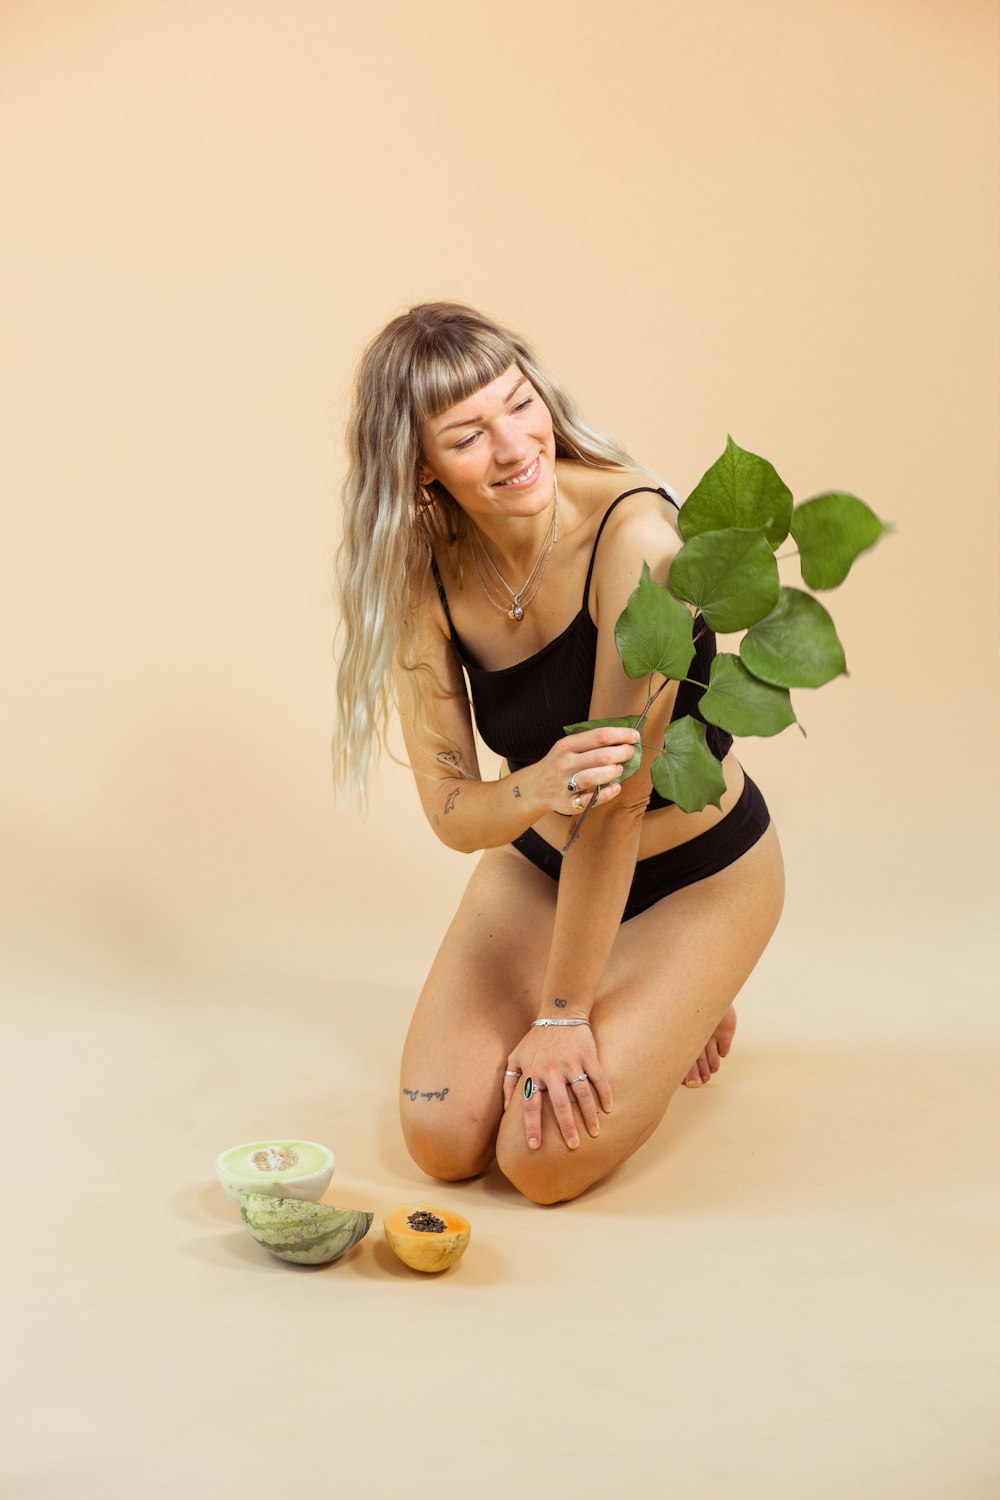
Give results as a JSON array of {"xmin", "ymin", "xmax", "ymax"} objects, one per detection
[{"xmin": 419, "ymin": 362, "xmax": 556, "ymax": 524}]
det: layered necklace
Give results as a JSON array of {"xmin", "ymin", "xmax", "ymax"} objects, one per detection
[{"xmin": 469, "ymin": 473, "xmax": 559, "ymax": 623}]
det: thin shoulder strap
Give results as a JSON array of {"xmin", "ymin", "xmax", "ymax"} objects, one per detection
[
  {"xmin": 429, "ymin": 552, "xmax": 455, "ymax": 636},
  {"xmin": 581, "ymin": 485, "xmax": 678, "ymax": 606}
]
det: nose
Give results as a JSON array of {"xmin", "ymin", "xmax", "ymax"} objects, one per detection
[{"xmin": 493, "ymin": 417, "xmax": 527, "ymax": 467}]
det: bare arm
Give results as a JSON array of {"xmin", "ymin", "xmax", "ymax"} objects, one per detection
[{"xmin": 535, "ymin": 493, "xmax": 687, "ymax": 1018}]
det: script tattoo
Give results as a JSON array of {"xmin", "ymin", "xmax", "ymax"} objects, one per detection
[
  {"xmin": 443, "ymin": 788, "xmax": 460, "ymax": 815},
  {"xmin": 437, "ymin": 749, "xmax": 463, "ymax": 767},
  {"xmin": 513, "ymin": 784, "xmax": 522, "ymax": 798},
  {"xmin": 402, "ymin": 1087, "xmax": 450, "ymax": 1103},
  {"xmin": 554, "ymin": 998, "xmax": 568, "ymax": 1008}
]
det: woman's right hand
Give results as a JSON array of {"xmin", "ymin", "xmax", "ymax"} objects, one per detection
[{"xmin": 534, "ymin": 725, "xmax": 640, "ymax": 817}]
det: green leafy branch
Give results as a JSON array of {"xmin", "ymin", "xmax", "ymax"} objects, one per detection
[{"xmin": 562, "ymin": 435, "xmax": 891, "ymax": 850}]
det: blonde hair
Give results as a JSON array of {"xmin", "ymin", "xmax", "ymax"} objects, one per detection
[{"xmin": 332, "ymin": 301, "xmax": 638, "ymax": 808}]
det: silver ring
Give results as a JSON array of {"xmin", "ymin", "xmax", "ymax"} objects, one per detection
[
  {"xmin": 568, "ymin": 1073, "xmax": 588, "ymax": 1085},
  {"xmin": 567, "ymin": 775, "xmax": 579, "ymax": 794},
  {"xmin": 505, "ymin": 1069, "xmax": 521, "ymax": 1077}
]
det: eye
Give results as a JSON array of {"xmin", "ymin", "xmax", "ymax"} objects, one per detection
[
  {"xmin": 513, "ymin": 397, "xmax": 533, "ymax": 412},
  {"xmin": 454, "ymin": 432, "xmax": 478, "ymax": 451}
]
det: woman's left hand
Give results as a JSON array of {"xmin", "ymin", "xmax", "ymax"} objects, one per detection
[{"xmin": 502, "ymin": 1023, "xmax": 613, "ymax": 1151}]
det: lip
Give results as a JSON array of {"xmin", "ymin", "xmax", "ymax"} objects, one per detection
[{"xmin": 493, "ymin": 455, "xmax": 541, "ymax": 489}]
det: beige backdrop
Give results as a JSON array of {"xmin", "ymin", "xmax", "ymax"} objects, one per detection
[{"xmin": 2, "ymin": 2, "xmax": 998, "ymax": 1497}]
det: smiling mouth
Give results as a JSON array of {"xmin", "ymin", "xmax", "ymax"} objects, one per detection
[{"xmin": 493, "ymin": 456, "xmax": 540, "ymax": 488}]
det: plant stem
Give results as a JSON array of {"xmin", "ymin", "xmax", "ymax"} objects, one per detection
[
  {"xmin": 633, "ymin": 677, "xmax": 670, "ymax": 734},
  {"xmin": 560, "ymin": 786, "xmax": 600, "ymax": 855},
  {"xmin": 562, "ymin": 674, "xmax": 671, "ymax": 854}
]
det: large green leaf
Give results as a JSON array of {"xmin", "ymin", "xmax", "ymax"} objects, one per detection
[
  {"xmin": 650, "ymin": 716, "xmax": 728, "ymax": 813},
  {"xmin": 699, "ymin": 653, "xmax": 797, "ymax": 737},
  {"xmin": 678, "ymin": 435, "xmax": 793, "ymax": 549},
  {"xmin": 740, "ymin": 586, "xmax": 847, "ymax": 688},
  {"xmin": 563, "ymin": 715, "xmax": 643, "ymax": 782},
  {"xmin": 613, "ymin": 561, "xmax": 695, "ymax": 681},
  {"xmin": 669, "ymin": 527, "xmax": 780, "ymax": 633},
  {"xmin": 789, "ymin": 491, "xmax": 889, "ymax": 589}
]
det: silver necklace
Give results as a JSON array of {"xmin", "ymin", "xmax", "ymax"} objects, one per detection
[{"xmin": 470, "ymin": 475, "xmax": 559, "ymax": 622}]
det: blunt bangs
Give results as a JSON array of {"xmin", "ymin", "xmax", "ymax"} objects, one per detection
[{"xmin": 406, "ymin": 325, "xmax": 520, "ymax": 427}]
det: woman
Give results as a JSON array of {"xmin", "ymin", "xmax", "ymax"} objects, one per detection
[{"xmin": 334, "ymin": 302, "xmax": 784, "ymax": 1205}]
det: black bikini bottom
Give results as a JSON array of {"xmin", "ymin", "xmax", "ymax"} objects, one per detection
[{"xmin": 511, "ymin": 774, "xmax": 771, "ymax": 923}]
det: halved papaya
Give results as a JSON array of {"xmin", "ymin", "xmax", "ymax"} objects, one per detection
[{"xmin": 383, "ymin": 1204, "xmax": 471, "ymax": 1273}]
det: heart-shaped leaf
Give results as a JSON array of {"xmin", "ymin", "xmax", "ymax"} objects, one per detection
[
  {"xmin": 669, "ymin": 527, "xmax": 780, "ymax": 633},
  {"xmin": 740, "ymin": 586, "xmax": 847, "ymax": 688},
  {"xmin": 563, "ymin": 715, "xmax": 643, "ymax": 782},
  {"xmin": 613, "ymin": 562, "xmax": 695, "ymax": 681},
  {"xmin": 789, "ymin": 491, "xmax": 889, "ymax": 589},
  {"xmin": 699, "ymin": 653, "xmax": 797, "ymax": 737},
  {"xmin": 678, "ymin": 435, "xmax": 793, "ymax": 549},
  {"xmin": 650, "ymin": 717, "xmax": 728, "ymax": 812}
]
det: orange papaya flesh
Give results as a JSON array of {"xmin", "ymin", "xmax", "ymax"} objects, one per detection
[{"xmin": 383, "ymin": 1203, "xmax": 471, "ymax": 1273}]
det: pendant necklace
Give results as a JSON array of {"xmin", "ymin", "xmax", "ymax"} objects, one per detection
[{"xmin": 470, "ymin": 474, "xmax": 559, "ymax": 623}]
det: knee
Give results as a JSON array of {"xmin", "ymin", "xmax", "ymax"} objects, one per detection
[
  {"xmin": 494, "ymin": 1134, "xmax": 590, "ymax": 1206},
  {"xmin": 401, "ymin": 1114, "xmax": 496, "ymax": 1183}
]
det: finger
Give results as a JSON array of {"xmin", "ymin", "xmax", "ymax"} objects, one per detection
[
  {"xmin": 586, "ymin": 1060, "xmax": 614, "ymax": 1115},
  {"xmin": 571, "ymin": 745, "xmax": 640, "ymax": 780},
  {"xmin": 575, "ymin": 762, "xmax": 633, "ymax": 794},
  {"xmin": 502, "ymin": 1063, "xmax": 522, "ymax": 1111},
  {"xmin": 522, "ymin": 1076, "xmax": 545, "ymax": 1150},
  {"xmin": 564, "ymin": 726, "xmax": 641, "ymax": 754},
  {"xmin": 570, "ymin": 1079, "xmax": 601, "ymax": 1138},
  {"xmin": 683, "ymin": 1063, "xmax": 702, "ymax": 1088},
  {"xmin": 548, "ymin": 1084, "xmax": 580, "ymax": 1150},
  {"xmin": 698, "ymin": 1050, "xmax": 711, "ymax": 1083},
  {"xmin": 704, "ymin": 1039, "xmax": 721, "ymax": 1074}
]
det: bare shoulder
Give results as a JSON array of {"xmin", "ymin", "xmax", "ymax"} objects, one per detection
[{"xmin": 591, "ymin": 472, "xmax": 682, "ymax": 575}]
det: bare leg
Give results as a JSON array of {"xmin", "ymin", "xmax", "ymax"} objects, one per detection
[
  {"xmin": 495, "ymin": 822, "xmax": 785, "ymax": 1203},
  {"xmin": 398, "ymin": 845, "xmax": 557, "ymax": 1181},
  {"xmin": 399, "ymin": 822, "xmax": 784, "ymax": 1203}
]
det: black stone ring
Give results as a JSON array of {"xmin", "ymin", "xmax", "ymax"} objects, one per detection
[{"xmin": 567, "ymin": 775, "xmax": 579, "ymax": 794}]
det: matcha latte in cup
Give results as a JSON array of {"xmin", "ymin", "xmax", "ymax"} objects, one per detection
[{"xmin": 215, "ymin": 1140, "xmax": 335, "ymax": 1202}]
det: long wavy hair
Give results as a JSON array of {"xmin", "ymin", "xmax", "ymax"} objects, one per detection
[{"xmin": 332, "ymin": 301, "xmax": 640, "ymax": 808}]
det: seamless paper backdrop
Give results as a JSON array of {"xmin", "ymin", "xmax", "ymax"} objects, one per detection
[{"xmin": 1, "ymin": 3, "xmax": 998, "ymax": 1497}]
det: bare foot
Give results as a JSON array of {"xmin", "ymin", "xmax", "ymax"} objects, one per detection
[{"xmin": 683, "ymin": 1006, "xmax": 737, "ymax": 1087}]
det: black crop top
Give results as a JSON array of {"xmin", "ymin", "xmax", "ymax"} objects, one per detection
[{"xmin": 431, "ymin": 486, "xmax": 733, "ymax": 811}]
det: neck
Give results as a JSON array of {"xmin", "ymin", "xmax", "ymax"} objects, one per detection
[{"xmin": 471, "ymin": 478, "xmax": 559, "ymax": 574}]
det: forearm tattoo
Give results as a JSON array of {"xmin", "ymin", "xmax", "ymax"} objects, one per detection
[
  {"xmin": 443, "ymin": 787, "xmax": 460, "ymax": 815},
  {"xmin": 513, "ymin": 784, "xmax": 522, "ymax": 798},
  {"xmin": 402, "ymin": 1087, "xmax": 450, "ymax": 1103},
  {"xmin": 436, "ymin": 749, "xmax": 463, "ymax": 767},
  {"xmin": 554, "ymin": 998, "xmax": 568, "ymax": 1008}
]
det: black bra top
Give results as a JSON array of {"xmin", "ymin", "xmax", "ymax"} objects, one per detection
[{"xmin": 430, "ymin": 485, "xmax": 733, "ymax": 811}]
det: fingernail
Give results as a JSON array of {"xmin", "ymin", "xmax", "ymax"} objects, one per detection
[
  {"xmin": 567, "ymin": 1136, "xmax": 578, "ymax": 1150},
  {"xmin": 589, "ymin": 1124, "xmax": 599, "ymax": 1138},
  {"xmin": 529, "ymin": 1136, "xmax": 538, "ymax": 1149}
]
